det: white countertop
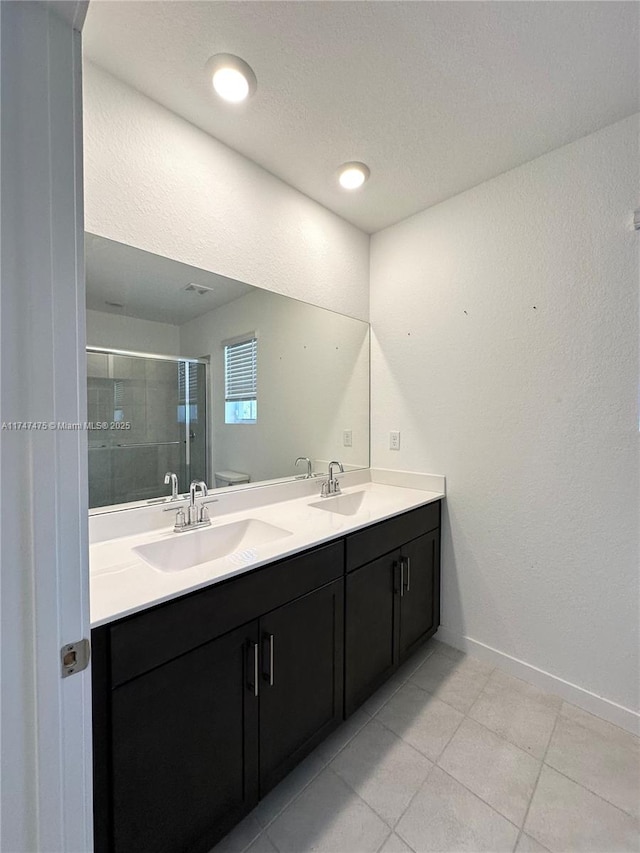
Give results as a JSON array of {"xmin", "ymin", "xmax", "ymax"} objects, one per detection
[{"xmin": 90, "ymin": 471, "xmax": 445, "ymax": 628}]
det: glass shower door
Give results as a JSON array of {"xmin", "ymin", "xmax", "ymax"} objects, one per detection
[
  {"xmin": 179, "ymin": 360, "xmax": 208, "ymax": 488},
  {"xmin": 87, "ymin": 351, "xmax": 208, "ymax": 509}
]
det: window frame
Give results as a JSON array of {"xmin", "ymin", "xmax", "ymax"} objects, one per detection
[{"xmin": 223, "ymin": 333, "xmax": 257, "ymax": 425}]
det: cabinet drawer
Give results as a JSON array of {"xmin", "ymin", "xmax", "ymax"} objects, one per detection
[
  {"xmin": 346, "ymin": 502, "xmax": 440, "ymax": 572},
  {"xmin": 110, "ymin": 540, "xmax": 344, "ymax": 687}
]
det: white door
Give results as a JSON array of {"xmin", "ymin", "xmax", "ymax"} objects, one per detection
[{"xmin": 0, "ymin": 2, "xmax": 92, "ymax": 851}]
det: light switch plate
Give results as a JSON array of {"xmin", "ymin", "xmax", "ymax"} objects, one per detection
[
  {"xmin": 390, "ymin": 430, "xmax": 401, "ymax": 450},
  {"xmin": 343, "ymin": 429, "xmax": 353, "ymax": 447}
]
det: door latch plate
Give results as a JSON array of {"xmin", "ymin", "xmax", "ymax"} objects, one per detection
[{"xmin": 61, "ymin": 638, "xmax": 90, "ymax": 678}]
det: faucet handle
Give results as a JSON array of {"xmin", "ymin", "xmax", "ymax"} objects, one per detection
[{"xmin": 199, "ymin": 498, "xmax": 218, "ymax": 522}]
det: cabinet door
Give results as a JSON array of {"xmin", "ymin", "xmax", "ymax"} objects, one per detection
[
  {"xmin": 259, "ymin": 579, "xmax": 344, "ymax": 795},
  {"xmin": 110, "ymin": 622, "xmax": 259, "ymax": 853},
  {"xmin": 398, "ymin": 530, "xmax": 440, "ymax": 660},
  {"xmin": 345, "ymin": 550, "xmax": 400, "ymax": 716}
]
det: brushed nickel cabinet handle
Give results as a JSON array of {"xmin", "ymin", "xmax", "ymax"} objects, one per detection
[
  {"xmin": 247, "ymin": 642, "xmax": 259, "ymax": 697},
  {"xmin": 405, "ymin": 556, "xmax": 411, "ymax": 592},
  {"xmin": 254, "ymin": 643, "xmax": 259, "ymax": 696},
  {"xmin": 262, "ymin": 633, "xmax": 275, "ymax": 686}
]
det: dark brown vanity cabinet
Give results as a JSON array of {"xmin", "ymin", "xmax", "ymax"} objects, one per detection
[
  {"xmin": 92, "ymin": 501, "xmax": 441, "ymax": 853},
  {"xmin": 108, "ymin": 623, "xmax": 259, "ymax": 853},
  {"xmin": 344, "ymin": 503, "xmax": 441, "ymax": 715},
  {"xmin": 345, "ymin": 549, "xmax": 399, "ymax": 714},
  {"xmin": 92, "ymin": 542, "xmax": 344, "ymax": 853},
  {"xmin": 259, "ymin": 579, "xmax": 344, "ymax": 794},
  {"xmin": 397, "ymin": 529, "xmax": 440, "ymax": 658}
]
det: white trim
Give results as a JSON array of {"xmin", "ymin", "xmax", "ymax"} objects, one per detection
[
  {"xmin": 436, "ymin": 626, "xmax": 640, "ymax": 737},
  {"xmin": 221, "ymin": 330, "xmax": 258, "ymax": 348},
  {"xmin": 0, "ymin": 5, "xmax": 92, "ymax": 851},
  {"xmin": 50, "ymin": 0, "xmax": 88, "ymax": 30}
]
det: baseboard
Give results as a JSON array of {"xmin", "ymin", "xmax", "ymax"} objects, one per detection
[{"xmin": 435, "ymin": 626, "xmax": 640, "ymax": 737}]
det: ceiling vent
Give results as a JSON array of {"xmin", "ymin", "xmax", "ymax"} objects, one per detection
[{"xmin": 185, "ymin": 283, "xmax": 215, "ymax": 296}]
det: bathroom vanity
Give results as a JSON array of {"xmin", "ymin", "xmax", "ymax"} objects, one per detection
[{"xmin": 90, "ymin": 477, "xmax": 443, "ymax": 853}]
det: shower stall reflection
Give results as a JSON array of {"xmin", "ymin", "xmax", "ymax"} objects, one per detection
[{"xmin": 87, "ymin": 348, "xmax": 208, "ymax": 508}]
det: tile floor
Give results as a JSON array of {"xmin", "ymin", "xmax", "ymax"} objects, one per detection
[{"xmin": 211, "ymin": 639, "xmax": 640, "ymax": 853}]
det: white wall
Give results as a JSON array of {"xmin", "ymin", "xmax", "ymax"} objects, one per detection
[
  {"xmin": 180, "ymin": 289, "xmax": 369, "ymax": 483},
  {"xmin": 371, "ymin": 115, "xmax": 640, "ymax": 721},
  {"xmin": 83, "ymin": 62, "xmax": 370, "ymax": 321},
  {"xmin": 86, "ymin": 308, "xmax": 180, "ymax": 355}
]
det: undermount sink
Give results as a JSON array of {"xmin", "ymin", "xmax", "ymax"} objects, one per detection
[
  {"xmin": 308, "ymin": 490, "xmax": 367, "ymax": 517},
  {"xmin": 133, "ymin": 519, "xmax": 293, "ymax": 572}
]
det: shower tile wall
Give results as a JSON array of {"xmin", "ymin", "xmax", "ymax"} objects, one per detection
[{"xmin": 87, "ymin": 353, "xmax": 184, "ymax": 508}]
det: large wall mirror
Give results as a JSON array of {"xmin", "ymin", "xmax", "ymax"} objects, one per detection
[{"xmin": 86, "ymin": 234, "xmax": 370, "ymax": 511}]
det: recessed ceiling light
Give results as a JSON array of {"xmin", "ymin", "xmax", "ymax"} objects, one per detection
[
  {"xmin": 337, "ymin": 162, "xmax": 370, "ymax": 190},
  {"xmin": 206, "ymin": 54, "xmax": 257, "ymax": 103}
]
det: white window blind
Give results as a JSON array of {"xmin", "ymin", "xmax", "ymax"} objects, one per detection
[
  {"xmin": 224, "ymin": 337, "xmax": 257, "ymax": 402},
  {"xmin": 178, "ymin": 362, "xmax": 201, "ymax": 407}
]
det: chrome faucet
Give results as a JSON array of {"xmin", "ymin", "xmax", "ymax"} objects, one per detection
[
  {"xmin": 164, "ymin": 471, "xmax": 179, "ymax": 500},
  {"xmin": 188, "ymin": 480, "xmax": 208, "ymax": 525},
  {"xmin": 174, "ymin": 480, "xmax": 214, "ymax": 532},
  {"xmin": 295, "ymin": 456, "xmax": 313, "ymax": 479},
  {"xmin": 321, "ymin": 460, "xmax": 344, "ymax": 497}
]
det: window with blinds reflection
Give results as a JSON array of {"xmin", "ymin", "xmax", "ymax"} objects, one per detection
[{"xmin": 224, "ymin": 336, "xmax": 257, "ymax": 424}]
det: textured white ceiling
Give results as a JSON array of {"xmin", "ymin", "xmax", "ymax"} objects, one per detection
[
  {"xmin": 83, "ymin": 1, "xmax": 639, "ymax": 234},
  {"xmin": 86, "ymin": 233, "xmax": 253, "ymax": 324}
]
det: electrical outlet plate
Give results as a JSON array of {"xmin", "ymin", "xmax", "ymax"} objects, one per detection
[
  {"xmin": 390, "ymin": 430, "xmax": 400, "ymax": 450},
  {"xmin": 343, "ymin": 429, "xmax": 352, "ymax": 447}
]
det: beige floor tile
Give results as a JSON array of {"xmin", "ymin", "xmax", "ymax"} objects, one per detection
[
  {"xmin": 359, "ymin": 645, "xmax": 438, "ymax": 718},
  {"xmin": 424, "ymin": 639, "xmax": 465, "ymax": 662},
  {"xmin": 409, "ymin": 649, "xmax": 493, "ymax": 713},
  {"xmin": 216, "ymin": 666, "xmax": 640, "ymax": 853},
  {"xmin": 244, "ymin": 834, "xmax": 279, "ymax": 853},
  {"xmin": 266, "ymin": 768, "xmax": 390, "ymax": 853},
  {"xmin": 546, "ymin": 706, "xmax": 640, "ymax": 819},
  {"xmin": 312, "ymin": 708, "xmax": 369, "ymax": 763},
  {"xmin": 330, "ymin": 718, "xmax": 432, "ymax": 826},
  {"xmin": 469, "ymin": 670, "xmax": 561, "ymax": 758},
  {"xmin": 524, "ymin": 766, "xmax": 640, "ymax": 852},
  {"xmin": 378, "ymin": 832, "xmax": 414, "ymax": 853},
  {"xmin": 395, "ymin": 766, "xmax": 519, "ymax": 852},
  {"xmin": 515, "ymin": 832, "xmax": 550, "ymax": 852},
  {"xmin": 212, "ymin": 814, "xmax": 262, "ymax": 853},
  {"xmin": 376, "ymin": 681, "xmax": 464, "ymax": 761},
  {"xmin": 438, "ymin": 718, "xmax": 540, "ymax": 825},
  {"xmin": 360, "ymin": 672, "xmax": 408, "ymax": 717},
  {"xmin": 398, "ymin": 645, "xmax": 438, "ymax": 677},
  {"xmin": 560, "ymin": 703, "xmax": 638, "ymax": 739},
  {"xmin": 252, "ymin": 752, "xmax": 326, "ymax": 828}
]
